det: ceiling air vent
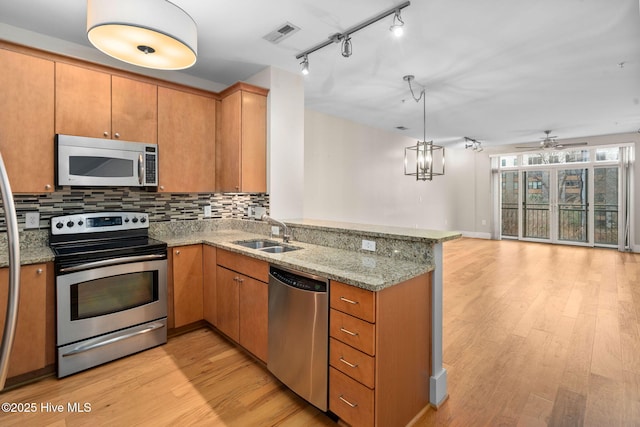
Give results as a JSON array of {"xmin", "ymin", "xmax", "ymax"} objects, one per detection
[{"xmin": 263, "ymin": 22, "xmax": 301, "ymax": 44}]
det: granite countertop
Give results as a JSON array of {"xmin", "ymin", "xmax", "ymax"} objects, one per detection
[
  {"xmin": 285, "ymin": 218, "xmax": 462, "ymax": 243},
  {"xmin": 157, "ymin": 229, "xmax": 433, "ymax": 291}
]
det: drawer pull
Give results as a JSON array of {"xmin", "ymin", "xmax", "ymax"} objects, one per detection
[
  {"xmin": 339, "ymin": 357, "xmax": 359, "ymax": 368},
  {"xmin": 340, "ymin": 327, "xmax": 359, "ymax": 337},
  {"xmin": 339, "ymin": 395, "xmax": 358, "ymax": 408},
  {"xmin": 340, "ymin": 296, "xmax": 359, "ymax": 305}
]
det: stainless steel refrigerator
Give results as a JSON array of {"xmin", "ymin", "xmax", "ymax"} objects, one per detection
[{"xmin": 0, "ymin": 151, "xmax": 20, "ymax": 389}]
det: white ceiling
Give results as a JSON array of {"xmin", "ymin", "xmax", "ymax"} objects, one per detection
[{"xmin": 1, "ymin": 0, "xmax": 640, "ymax": 148}]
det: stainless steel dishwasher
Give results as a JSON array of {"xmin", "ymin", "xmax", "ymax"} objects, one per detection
[{"xmin": 268, "ymin": 265, "xmax": 329, "ymax": 411}]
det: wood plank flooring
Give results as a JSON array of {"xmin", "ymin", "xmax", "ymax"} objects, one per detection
[{"xmin": 1, "ymin": 238, "xmax": 639, "ymax": 426}]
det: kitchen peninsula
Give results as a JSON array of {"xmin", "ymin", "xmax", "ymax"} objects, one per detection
[
  {"xmin": 0, "ymin": 218, "xmax": 459, "ymax": 426},
  {"xmin": 151, "ymin": 217, "xmax": 460, "ymax": 425}
]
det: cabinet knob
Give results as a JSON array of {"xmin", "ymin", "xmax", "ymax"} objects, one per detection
[
  {"xmin": 103, "ymin": 131, "xmax": 109, "ymax": 137},
  {"xmin": 114, "ymin": 132, "xmax": 120, "ymax": 139},
  {"xmin": 36, "ymin": 268, "xmax": 43, "ymax": 275},
  {"xmin": 159, "ymin": 185, "xmax": 165, "ymax": 191},
  {"xmin": 175, "ymin": 250, "xmax": 180, "ymax": 255},
  {"xmin": 44, "ymin": 184, "xmax": 52, "ymax": 190}
]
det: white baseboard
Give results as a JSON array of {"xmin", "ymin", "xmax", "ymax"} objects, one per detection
[{"xmin": 460, "ymin": 231, "xmax": 492, "ymax": 239}]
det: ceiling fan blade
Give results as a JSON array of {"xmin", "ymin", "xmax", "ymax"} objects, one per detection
[{"xmin": 558, "ymin": 142, "xmax": 588, "ymax": 147}]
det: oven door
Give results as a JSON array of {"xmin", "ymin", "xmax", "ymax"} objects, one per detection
[{"xmin": 56, "ymin": 257, "xmax": 167, "ymax": 347}]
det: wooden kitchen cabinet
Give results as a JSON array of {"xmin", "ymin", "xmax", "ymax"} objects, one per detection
[
  {"xmin": 158, "ymin": 87, "xmax": 216, "ymax": 193},
  {"xmin": 215, "ymin": 249, "xmax": 268, "ymax": 362},
  {"xmin": 202, "ymin": 245, "xmax": 217, "ymax": 326},
  {"xmin": 55, "ymin": 62, "xmax": 157, "ymax": 143},
  {"xmin": 0, "ymin": 47, "xmax": 55, "ymax": 193},
  {"xmin": 328, "ymin": 274, "xmax": 432, "ymax": 427},
  {"xmin": 170, "ymin": 245, "xmax": 204, "ymax": 328},
  {"xmin": 216, "ymin": 83, "xmax": 268, "ymax": 193},
  {"xmin": 0, "ymin": 263, "xmax": 51, "ymax": 379}
]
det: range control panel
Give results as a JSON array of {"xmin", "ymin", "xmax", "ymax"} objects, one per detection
[{"xmin": 50, "ymin": 212, "xmax": 149, "ymax": 235}]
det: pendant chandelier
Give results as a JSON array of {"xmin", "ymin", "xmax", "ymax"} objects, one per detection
[
  {"xmin": 403, "ymin": 75, "xmax": 444, "ymax": 181},
  {"xmin": 86, "ymin": 0, "xmax": 198, "ymax": 70}
]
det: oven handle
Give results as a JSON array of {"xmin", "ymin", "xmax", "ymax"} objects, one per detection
[
  {"xmin": 59, "ymin": 254, "xmax": 166, "ymax": 273},
  {"xmin": 61, "ymin": 321, "xmax": 165, "ymax": 357}
]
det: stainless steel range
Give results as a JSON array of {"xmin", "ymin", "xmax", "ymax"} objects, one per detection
[{"xmin": 49, "ymin": 211, "xmax": 167, "ymax": 378}]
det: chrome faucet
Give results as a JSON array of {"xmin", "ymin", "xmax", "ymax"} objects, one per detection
[{"xmin": 261, "ymin": 214, "xmax": 291, "ymax": 243}]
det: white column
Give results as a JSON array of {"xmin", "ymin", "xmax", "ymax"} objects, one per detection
[{"xmin": 430, "ymin": 242, "xmax": 447, "ymax": 406}]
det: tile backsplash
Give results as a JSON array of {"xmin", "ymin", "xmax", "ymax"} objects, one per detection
[{"xmin": 0, "ymin": 187, "xmax": 269, "ymax": 232}]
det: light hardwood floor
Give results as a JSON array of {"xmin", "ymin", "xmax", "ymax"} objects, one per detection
[{"xmin": 1, "ymin": 238, "xmax": 639, "ymax": 426}]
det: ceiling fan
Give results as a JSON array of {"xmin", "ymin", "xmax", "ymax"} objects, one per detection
[{"xmin": 516, "ymin": 130, "xmax": 588, "ymax": 150}]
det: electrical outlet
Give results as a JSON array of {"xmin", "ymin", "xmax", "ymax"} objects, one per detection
[
  {"xmin": 25, "ymin": 211, "xmax": 40, "ymax": 229},
  {"xmin": 361, "ymin": 239, "xmax": 376, "ymax": 252},
  {"xmin": 271, "ymin": 226, "xmax": 280, "ymax": 236},
  {"xmin": 203, "ymin": 205, "xmax": 212, "ymax": 218},
  {"xmin": 481, "ymin": 219, "xmax": 487, "ymax": 226}
]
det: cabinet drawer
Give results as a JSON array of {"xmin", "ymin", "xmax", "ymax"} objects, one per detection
[
  {"xmin": 216, "ymin": 248, "xmax": 269, "ymax": 282},
  {"xmin": 329, "ymin": 367, "xmax": 374, "ymax": 427},
  {"xmin": 330, "ymin": 309, "xmax": 375, "ymax": 356},
  {"xmin": 330, "ymin": 338, "xmax": 375, "ymax": 389},
  {"xmin": 330, "ymin": 281, "xmax": 375, "ymax": 322}
]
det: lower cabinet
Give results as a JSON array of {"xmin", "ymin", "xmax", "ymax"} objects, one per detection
[
  {"xmin": 0, "ymin": 263, "xmax": 52, "ymax": 379},
  {"xmin": 169, "ymin": 245, "xmax": 204, "ymax": 328},
  {"xmin": 215, "ymin": 249, "xmax": 268, "ymax": 363},
  {"xmin": 328, "ymin": 273, "xmax": 432, "ymax": 427}
]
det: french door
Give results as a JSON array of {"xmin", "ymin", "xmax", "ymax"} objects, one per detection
[{"xmin": 502, "ymin": 166, "xmax": 617, "ymax": 246}]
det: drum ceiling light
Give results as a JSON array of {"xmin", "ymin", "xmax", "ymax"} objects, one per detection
[{"xmin": 86, "ymin": 0, "xmax": 197, "ymax": 70}]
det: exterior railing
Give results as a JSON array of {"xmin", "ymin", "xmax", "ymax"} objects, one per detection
[
  {"xmin": 594, "ymin": 204, "xmax": 618, "ymax": 245},
  {"xmin": 523, "ymin": 203, "xmax": 549, "ymax": 239},
  {"xmin": 501, "ymin": 203, "xmax": 618, "ymax": 245},
  {"xmin": 558, "ymin": 204, "xmax": 587, "ymax": 242}
]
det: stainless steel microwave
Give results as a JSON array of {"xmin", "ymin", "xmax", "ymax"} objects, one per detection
[{"xmin": 56, "ymin": 134, "xmax": 158, "ymax": 187}]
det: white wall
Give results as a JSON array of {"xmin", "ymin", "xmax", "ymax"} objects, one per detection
[
  {"xmin": 304, "ymin": 110, "xmax": 479, "ymax": 233},
  {"xmin": 303, "ymin": 110, "xmax": 639, "ymax": 247},
  {"xmin": 247, "ymin": 67, "xmax": 305, "ymax": 219}
]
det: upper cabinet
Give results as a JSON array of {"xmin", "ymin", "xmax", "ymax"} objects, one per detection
[
  {"xmin": 0, "ymin": 48, "xmax": 55, "ymax": 193},
  {"xmin": 216, "ymin": 83, "xmax": 268, "ymax": 193},
  {"xmin": 158, "ymin": 87, "xmax": 216, "ymax": 193},
  {"xmin": 55, "ymin": 62, "xmax": 157, "ymax": 144}
]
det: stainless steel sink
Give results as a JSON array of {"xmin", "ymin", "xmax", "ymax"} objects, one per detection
[
  {"xmin": 234, "ymin": 239, "xmax": 280, "ymax": 250},
  {"xmin": 233, "ymin": 240, "xmax": 301, "ymax": 253},
  {"xmin": 258, "ymin": 245, "xmax": 298, "ymax": 253}
]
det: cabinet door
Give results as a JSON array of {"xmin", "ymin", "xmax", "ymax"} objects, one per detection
[
  {"xmin": 158, "ymin": 87, "xmax": 216, "ymax": 192},
  {"xmin": 202, "ymin": 245, "xmax": 217, "ymax": 326},
  {"xmin": 239, "ymin": 275, "xmax": 268, "ymax": 362},
  {"xmin": 240, "ymin": 91, "xmax": 267, "ymax": 193},
  {"xmin": 0, "ymin": 49, "xmax": 55, "ymax": 193},
  {"xmin": 216, "ymin": 90, "xmax": 241, "ymax": 191},
  {"xmin": 55, "ymin": 62, "xmax": 112, "ymax": 138},
  {"xmin": 216, "ymin": 89, "xmax": 267, "ymax": 193},
  {"xmin": 216, "ymin": 266, "xmax": 239, "ymax": 341},
  {"xmin": 0, "ymin": 264, "xmax": 47, "ymax": 378},
  {"xmin": 111, "ymin": 76, "xmax": 157, "ymax": 144},
  {"xmin": 172, "ymin": 245, "xmax": 203, "ymax": 328}
]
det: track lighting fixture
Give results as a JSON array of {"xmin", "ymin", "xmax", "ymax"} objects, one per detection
[
  {"xmin": 390, "ymin": 9, "xmax": 405, "ymax": 37},
  {"xmin": 464, "ymin": 137, "xmax": 483, "ymax": 152},
  {"xmin": 341, "ymin": 36, "xmax": 352, "ymax": 58},
  {"xmin": 295, "ymin": 1, "xmax": 410, "ymax": 75},
  {"xmin": 300, "ymin": 55, "xmax": 309, "ymax": 75}
]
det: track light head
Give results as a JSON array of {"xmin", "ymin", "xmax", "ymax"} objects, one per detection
[
  {"xmin": 301, "ymin": 55, "xmax": 309, "ymax": 75},
  {"xmin": 341, "ymin": 36, "xmax": 352, "ymax": 58},
  {"xmin": 390, "ymin": 9, "xmax": 404, "ymax": 37}
]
